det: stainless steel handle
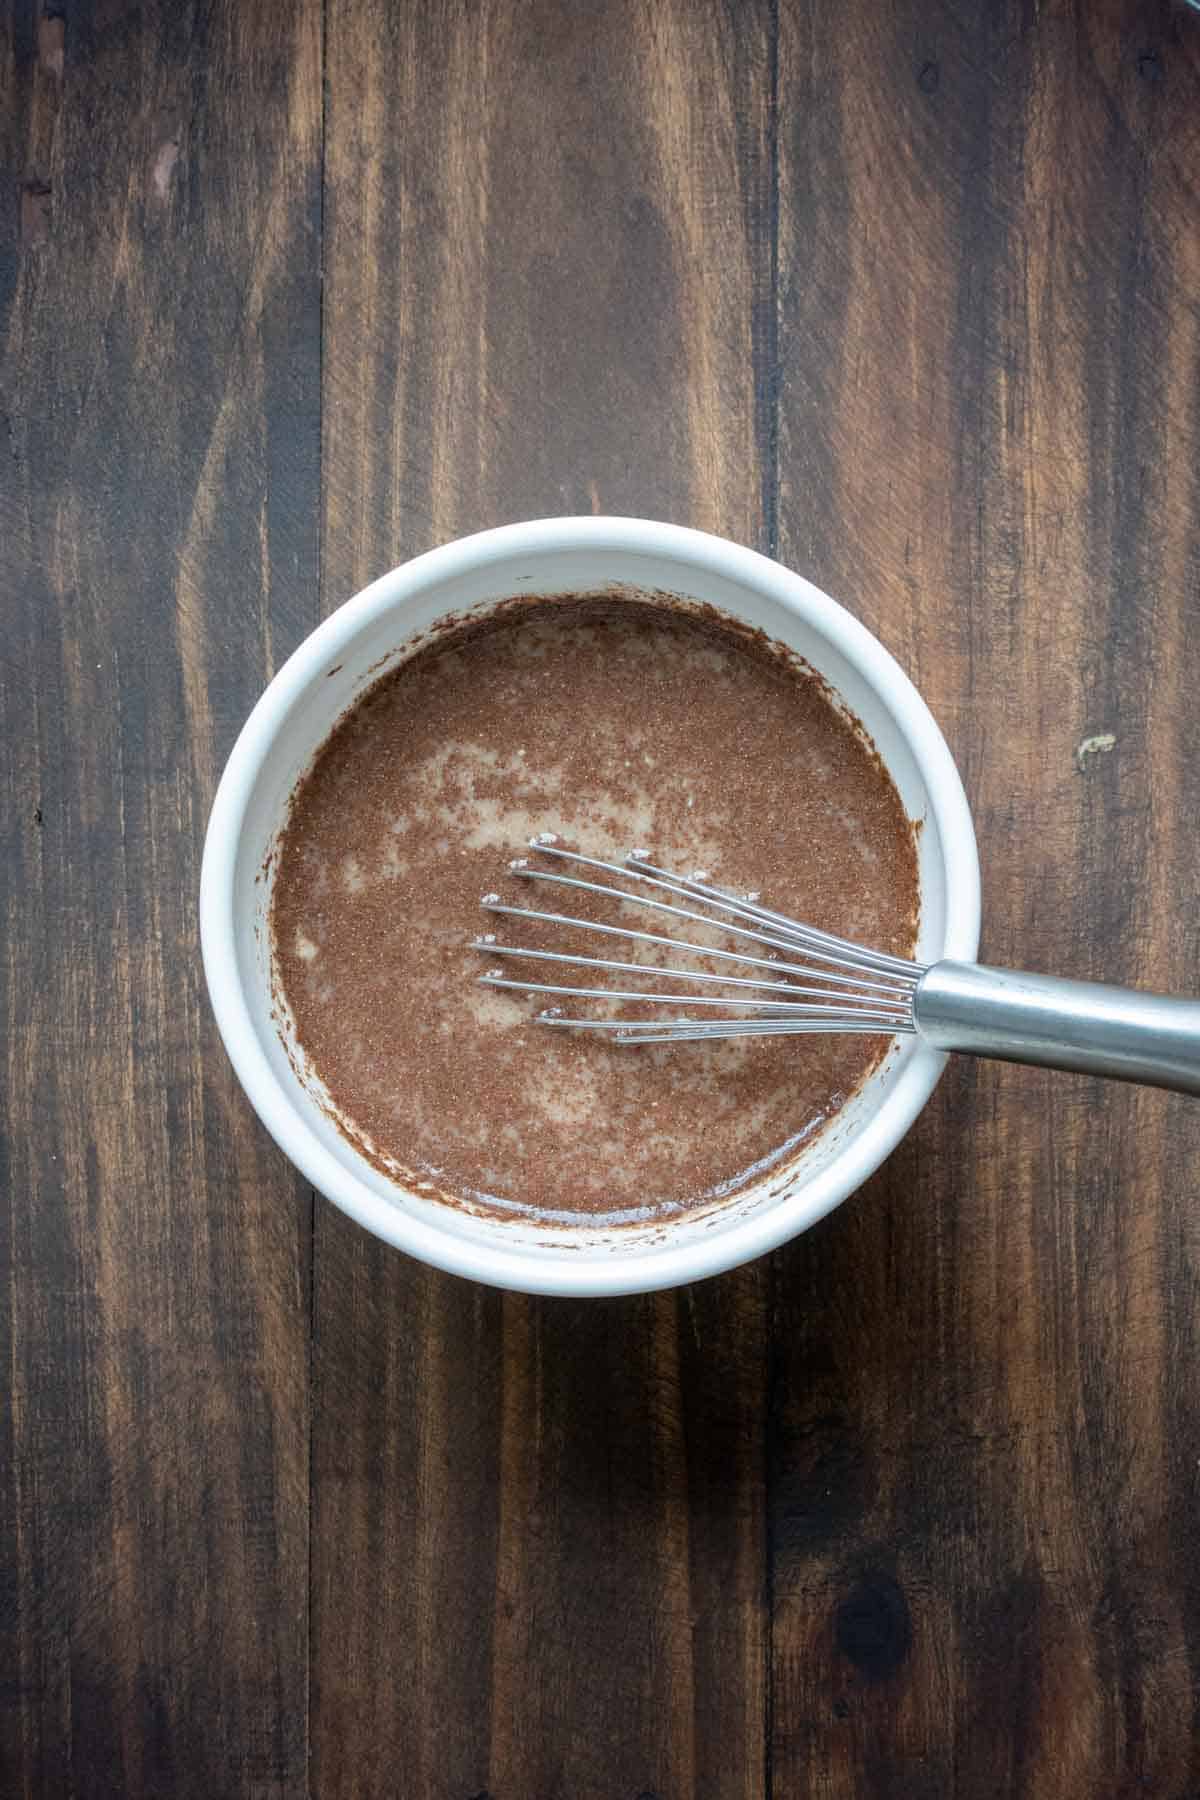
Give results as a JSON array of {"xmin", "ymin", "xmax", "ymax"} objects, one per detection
[{"xmin": 914, "ymin": 961, "xmax": 1200, "ymax": 1095}]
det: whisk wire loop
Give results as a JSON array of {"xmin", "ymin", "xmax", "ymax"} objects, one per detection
[{"xmin": 475, "ymin": 839, "xmax": 923, "ymax": 1044}]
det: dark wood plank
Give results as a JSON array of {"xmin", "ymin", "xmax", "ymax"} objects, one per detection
[
  {"xmin": 9, "ymin": 2, "xmax": 1197, "ymax": 1792},
  {"xmin": 314, "ymin": 2, "xmax": 773, "ymax": 1793},
  {"xmin": 772, "ymin": 2, "xmax": 1200, "ymax": 1794},
  {"xmin": 0, "ymin": 5, "xmax": 322, "ymax": 1794}
]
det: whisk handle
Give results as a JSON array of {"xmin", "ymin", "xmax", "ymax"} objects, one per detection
[{"xmin": 914, "ymin": 961, "xmax": 1200, "ymax": 1096}]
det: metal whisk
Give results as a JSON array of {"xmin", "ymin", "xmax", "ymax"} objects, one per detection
[{"xmin": 474, "ymin": 838, "xmax": 1200, "ymax": 1095}]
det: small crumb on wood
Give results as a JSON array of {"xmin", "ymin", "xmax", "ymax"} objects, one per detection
[
  {"xmin": 1076, "ymin": 732, "xmax": 1116, "ymax": 772},
  {"xmin": 152, "ymin": 139, "xmax": 180, "ymax": 202},
  {"xmin": 38, "ymin": 16, "xmax": 64, "ymax": 81}
]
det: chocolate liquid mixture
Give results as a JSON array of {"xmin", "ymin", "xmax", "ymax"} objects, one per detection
[{"xmin": 271, "ymin": 594, "xmax": 918, "ymax": 1224}]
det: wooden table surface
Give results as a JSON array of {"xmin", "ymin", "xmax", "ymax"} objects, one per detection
[{"xmin": 4, "ymin": 2, "xmax": 1200, "ymax": 1795}]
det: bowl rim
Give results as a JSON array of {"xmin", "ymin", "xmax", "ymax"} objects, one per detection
[{"xmin": 200, "ymin": 516, "xmax": 981, "ymax": 1295}]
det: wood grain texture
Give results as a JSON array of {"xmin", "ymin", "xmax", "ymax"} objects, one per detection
[
  {"xmin": 3, "ymin": 1, "xmax": 1200, "ymax": 1795},
  {"xmin": 773, "ymin": 2, "xmax": 1200, "ymax": 1795},
  {"xmin": 0, "ymin": 3, "xmax": 321, "ymax": 1795},
  {"xmin": 313, "ymin": 3, "xmax": 773, "ymax": 1795}
]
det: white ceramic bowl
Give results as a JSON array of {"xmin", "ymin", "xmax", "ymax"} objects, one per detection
[{"xmin": 200, "ymin": 518, "xmax": 980, "ymax": 1295}]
